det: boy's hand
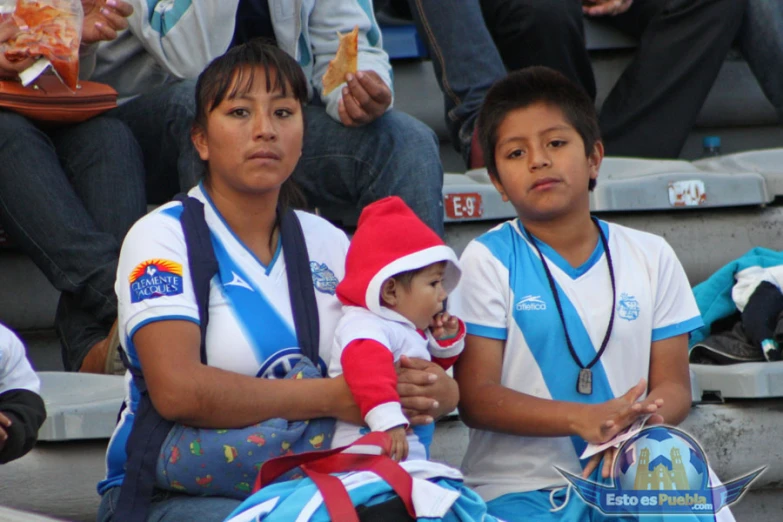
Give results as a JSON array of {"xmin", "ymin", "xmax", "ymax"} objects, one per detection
[
  {"xmin": 581, "ymin": 409, "xmax": 664, "ymax": 479},
  {"xmin": 430, "ymin": 312, "xmax": 460, "ymax": 340},
  {"xmin": 0, "ymin": 412, "xmax": 11, "ymax": 452},
  {"xmin": 338, "ymin": 71, "xmax": 392, "ymax": 127},
  {"xmin": 572, "ymin": 379, "xmax": 663, "ymax": 444},
  {"xmin": 386, "ymin": 426, "xmax": 408, "ymax": 462}
]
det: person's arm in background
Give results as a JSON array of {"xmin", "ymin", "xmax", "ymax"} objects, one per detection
[
  {"xmin": 308, "ymin": 0, "xmax": 393, "ymax": 125},
  {"xmin": 106, "ymin": 0, "xmax": 240, "ymax": 79},
  {"xmin": 0, "ymin": 326, "xmax": 46, "ymax": 464},
  {"xmin": 79, "ymin": 0, "xmax": 134, "ymax": 80}
]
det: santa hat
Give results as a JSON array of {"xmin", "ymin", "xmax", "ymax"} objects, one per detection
[{"xmin": 337, "ymin": 196, "xmax": 460, "ymax": 319}]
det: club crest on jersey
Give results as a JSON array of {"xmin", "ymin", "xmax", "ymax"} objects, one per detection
[
  {"xmin": 256, "ymin": 348, "xmax": 326, "ymax": 379},
  {"xmin": 310, "ymin": 261, "xmax": 338, "ymax": 295},
  {"xmin": 617, "ymin": 293, "xmax": 640, "ymax": 321},
  {"xmin": 129, "ymin": 259, "xmax": 183, "ymax": 303},
  {"xmin": 516, "ymin": 295, "xmax": 547, "ymax": 311}
]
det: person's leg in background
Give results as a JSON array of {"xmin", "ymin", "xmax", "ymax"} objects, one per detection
[
  {"xmin": 596, "ymin": 0, "xmax": 747, "ymax": 158},
  {"xmin": 294, "ymin": 105, "xmax": 445, "ymax": 236},
  {"xmin": 736, "ymin": 0, "xmax": 783, "ymax": 121},
  {"xmin": 107, "ymin": 80, "xmax": 204, "ymax": 204},
  {"xmin": 0, "ymin": 112, "xmax": 146, "ymax": 371},
  {"xmin": 479, "ymin": 0, "xmax": 596, "ymax": 99},
  {"xmin": 404, "ymin": 0, "xmax": 507, "ymax": 167}
]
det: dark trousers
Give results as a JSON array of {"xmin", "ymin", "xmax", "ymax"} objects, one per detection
[{"xmin": 479, "ymin": 0, "xmax": 747, "ymax": 158}]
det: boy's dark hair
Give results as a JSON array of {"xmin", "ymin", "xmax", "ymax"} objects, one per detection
[
  {"xmin": 477, "ymin": 66, "xmax": 601, "ymax": 191},
  {"xmin": 193, "ymin": 39, "xmax": 308, "ymax": 209}
]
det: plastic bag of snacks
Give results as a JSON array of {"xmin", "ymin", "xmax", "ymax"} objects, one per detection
[{"xmin": 3, "ymin": 0, "xmax": 83, "ymax": 89}]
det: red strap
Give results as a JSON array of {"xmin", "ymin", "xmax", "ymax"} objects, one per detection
[
  {"xmin": 306, "ymin": 453, "xmax": 416, "ymax": 518},
  {"xmin": 254, "ymin": 431, "xmax": 392, "ymax": 491},
  {"xmin": 252, "ymin": 432, "xmax": 417, "ymax": 519},
  {"xmin": 304, "ymin": 468, "xmax": 360, "ymax": 522}
]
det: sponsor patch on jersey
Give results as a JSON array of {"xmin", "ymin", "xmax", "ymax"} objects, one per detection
[
  {"xmin": 129, "ymin": 259, "xmax": 184, "ymax": 303},
  {"xmin": 310, "ymin": 261, "xmax": 338, "ymax": 295}
]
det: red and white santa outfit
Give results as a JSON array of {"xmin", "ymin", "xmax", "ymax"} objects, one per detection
[{"xmin": 328, "ymin": 196, "xmax": 465, "ymax": 461}]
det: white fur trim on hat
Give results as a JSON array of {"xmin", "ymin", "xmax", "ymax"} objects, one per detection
[{"xmin": 365, "ymin": 245, "xmax": 461, "ymax": 320}]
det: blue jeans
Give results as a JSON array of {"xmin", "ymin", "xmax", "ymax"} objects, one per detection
[
  {"xmin": 98, "ymin": 486, "xmax": 241, "ymax": 522},
  {"xmin": 293, "ymin": 104, "xmax": 444, "ymax": 236},
  {"xmin": 107, "ymin": 80, "xmax": 205, "ymax": 203},
  {"xmin": 406, "ymin": 0, "xmax": 507, "ymax": 166},
  {"xmin": 0, "ymin": 111, "xmax": 146, "ymax": 370},
  {"xmin": 737, "ymin": 0, "xmax": 783, "ymax": 119}
]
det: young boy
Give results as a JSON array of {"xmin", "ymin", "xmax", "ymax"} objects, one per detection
[
  {"xmin": 329, "ymin": 196, "xmax": 465, "ymax": 462},
  {"xmin": 0, "ymin": 322, "xmax": 46, "ymax": 464},
  {"xmin": 454, "ymin": 67, "xmax": 728, "ymax": 521}
]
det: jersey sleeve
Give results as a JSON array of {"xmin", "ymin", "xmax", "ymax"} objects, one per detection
[
  {"xmin": 116, "ymin": 206, "xmax": 199, "ymax": 348},
  {"xmin": 455, "ymin": 241, "xmax": 510, "ymax": 340},
  {"xmin": 0, "ymin": 324, "xmax": 40, "ymax": 395},
  {"xmin": 651, "ymin": 241, "xmax": 704, "ymax": 342}
]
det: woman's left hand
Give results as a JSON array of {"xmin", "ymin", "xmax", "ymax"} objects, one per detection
[
  {"xmin": 81, "ymin": 0, "xmax": 134, "ymax": 45},
  {"xmin": 396, "ymin": 356, "xmax": 459, "ymax": 425}
]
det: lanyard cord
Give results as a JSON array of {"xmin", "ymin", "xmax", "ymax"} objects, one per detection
[{"xmin": 523, "ymin": 218, "xmax": 616, "ymax": 371}]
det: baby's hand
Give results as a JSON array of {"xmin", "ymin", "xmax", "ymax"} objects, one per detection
[
  {"xmin": 387, "ymin": 426, "xmax": 409, "ymax": 462},
  {"xmin": 430, "ymin": 312, "xmax": 460, "ymax": 340}
]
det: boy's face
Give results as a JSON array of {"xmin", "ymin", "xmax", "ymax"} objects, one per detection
[
  {"xmin": 490, "ymin": 102, "xmax": 603, "ymax": 222},
  {"xmin": 388, "ymin": 263, "xmax": 448, "ymax": 330}
]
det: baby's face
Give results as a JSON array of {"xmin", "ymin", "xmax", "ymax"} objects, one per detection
[{"xmin": 395, "ymin": 264, "xmax": 447, "ymax": 330}]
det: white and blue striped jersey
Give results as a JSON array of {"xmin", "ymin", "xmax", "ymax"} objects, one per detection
[
  {"xmin": 455, "ymin": 218, "xmax": 702, "ymax": 501},
  {"xmin": 99, "ymin": 184, "xmax": 349, "ymax": 494}
]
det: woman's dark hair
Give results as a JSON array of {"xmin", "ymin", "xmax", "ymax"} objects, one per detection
[
  {"xmin": 193, "ymin": 39, "xmax": 308, "ymax": 209},
  {"xmin": 477, "ymin": 66, "xmax": 601, "ymax": 191}
]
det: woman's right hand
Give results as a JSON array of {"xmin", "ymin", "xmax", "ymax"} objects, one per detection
[
  {"xmin": 571, "ymin": 378, "xmax": 663, "ymax": 444},
  {"xmin": 0, "ymin": 20, "xmax": 34, "ymax": 78}
]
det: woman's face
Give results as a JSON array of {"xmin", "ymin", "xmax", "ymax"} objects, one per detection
[{"xmin": 192, "ymin": 67, "xmax": 304, "ymax": 197}]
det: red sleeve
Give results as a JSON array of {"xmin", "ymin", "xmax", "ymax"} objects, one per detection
[
  {"xmin": 431, "ymin": 354, "xmax": 460, "ymax": 371},
  {"xmin": 341, "ymin": 339, "xmax": 399, "ymax": 418}
]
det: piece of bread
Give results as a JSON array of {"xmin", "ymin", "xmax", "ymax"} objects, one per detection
[{"xmin": 322, "ymin": 26, "xmax": 358, "ymax": 95}]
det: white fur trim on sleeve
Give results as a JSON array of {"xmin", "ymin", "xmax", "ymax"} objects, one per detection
[{"xmin": 365, "ymin": 401, "xmax": 409, "ymax": 432}]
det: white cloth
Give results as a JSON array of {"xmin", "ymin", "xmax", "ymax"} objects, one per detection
[
  {"xmin": 0, "ymin": 323, "xmax": 39, "ymax": 395},
  {"xmin": 731, "ymin": 265, "xmax": 783, "ymax": 312}
]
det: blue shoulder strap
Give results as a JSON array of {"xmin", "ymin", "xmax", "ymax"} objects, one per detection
[
  {"xmin": 115, "ymin": 196, "xmax": 319, "ymax": 521},
  {"xmin": 280, "ymin": 207, "xmax": 320, "ymax": 364}
]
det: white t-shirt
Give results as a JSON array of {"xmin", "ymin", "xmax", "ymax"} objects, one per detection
[
  {"xmin": 0, "ymin": 323, "xmax": 39, "ymax": 395},
  {"xmin": 456, "ymin": 219, "xmax": 702, "ymax": 501},
  {"xmin": 99, "ymin": 184, "xmax": 349, "ymax": 493}
]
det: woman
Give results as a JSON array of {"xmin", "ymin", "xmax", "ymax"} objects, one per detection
[
  {"xmin": 97, "ymin": 41, "xmax": 458, "ymax": 522},
  {"xmin": 0, "ymin": 4, "xmax": 145, "ymax": 375}
]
